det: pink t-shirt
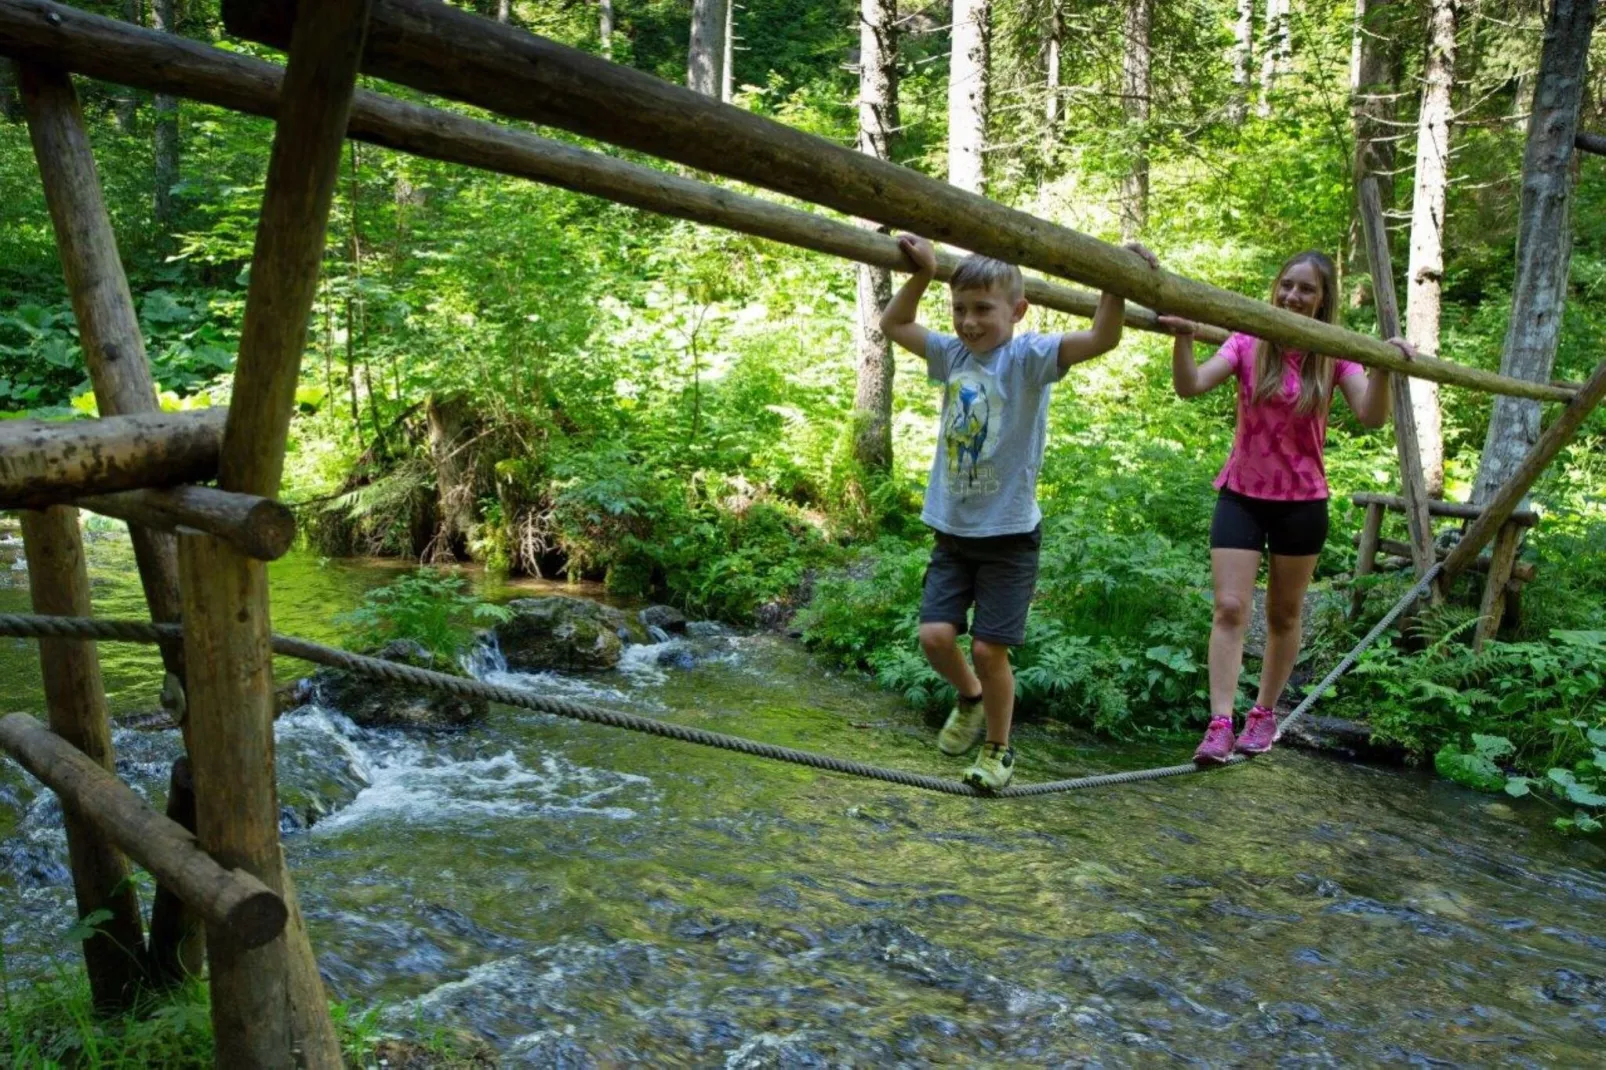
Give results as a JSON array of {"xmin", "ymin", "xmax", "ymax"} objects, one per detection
[{"xmin": 1213, "ymin": 332, "xmax": 1365, "ymax": 501}]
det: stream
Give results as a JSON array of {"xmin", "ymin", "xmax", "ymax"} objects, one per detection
[{"xmin": 2, "ymin": 528, "xmax": 1604, "ymax": 1065}]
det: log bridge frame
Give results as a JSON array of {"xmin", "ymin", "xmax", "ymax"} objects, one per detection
[{"xmin": 1, "ymin": 0, "xmax": 1604, "ymax": 1063}]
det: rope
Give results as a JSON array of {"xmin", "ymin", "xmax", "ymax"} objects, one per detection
[{"xmin": 0, "ymin": 565, "xmax": 1439, "ymax": 800}]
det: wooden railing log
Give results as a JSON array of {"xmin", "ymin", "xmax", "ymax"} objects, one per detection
[
  {"xmin": 77, "ymin": 486, "xmax": 296, "ymax": 562},
  {"xmin": 0, "ymin": 409, "xmax": 226, "ymax": 509}
]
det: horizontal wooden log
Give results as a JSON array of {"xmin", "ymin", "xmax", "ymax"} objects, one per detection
[
  {"xmin": 1577, "ymin": 131, "xmax": 1606, "ymax": 157},
  {"xmin": 208, "ymin": 0, "xmax": 1581, "ymax": 403},
  {"xmin": 0, "ymin": 409, "xmax": 227, "ymax": 509},
  {"xmin": 0, "ymin": 1, "xmax": 1215, "ymax": 344},
  {"xmin": 1351, "ymin": 491, "xmax": 1538, "ymax": 527},
  {"xmin": 0, "ymin": 711, "xmax": 287, "ymax": 949},
  {"xmin": 1356, "ymin": 533, "xmax": 1536, "ymax": 583},
  {"xmin": 75, "ymin": 486, "xmax": 296, "ymax": 561}
]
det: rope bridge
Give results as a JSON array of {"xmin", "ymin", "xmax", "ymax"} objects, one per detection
[{"xmin": 0, "ymin": 563, "xmax": 1440, "ymax": 800}]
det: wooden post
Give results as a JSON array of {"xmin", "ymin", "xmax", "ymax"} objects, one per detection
[
  {"xmin": 0, "ymin": 1, "xmax": 1212, "ymax": 345},
  {"xmin": 1441, "ymin": 359, "xmax": 1606, "ymax": 585},
  {"xmin": 1351, "ymin": 492, "xmax": 1538, "ymax": 526},
  {"xmin": 18, "ymin": 507, "xmax": 146, "ymax": 1012},
  {"xmin": 147, "ymin": 757, "xmax": 202, "ymax": 983},
  {"xmin": 177, "ymin": 0, "xmax": 369, "ymax": 1064},
  {"xmin": 1474, "ymin": 521, "xmax": 1523, "ymax": 651},
  {"xmin": 1357, "ymin": 176, "xmax": 1437, "ymax": 596},
  {"xmin": 77, "ymin": 486, "xmax": 297, "ymax": 561},
  {"xmin": 213, "ymin": 0, "xmax": 1583, "ymax": 402},
  {"xmin": 0, "ymin": 408, "xmax": 227, "ymax": 508},
  {"xmin": 18, "ymin": 60, "xmax": 205, "ymax": 981},
  {"xmin": 1350, "ymin": 500, "xmax": 1385, "ymax": 619},
  {"xmin": 0, "ymin": 713, "xmax": 288, "ymax": 947}
]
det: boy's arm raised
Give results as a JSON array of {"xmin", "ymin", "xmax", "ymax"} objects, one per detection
[
  {"xmin": 1055, "ymin": 243, "xmax": 1159, "ymax": 373},
  {"xmin": 880, "ymin": 235, "xmax": 935, "ymax": 357}
]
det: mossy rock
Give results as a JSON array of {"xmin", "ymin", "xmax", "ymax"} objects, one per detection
[
  {"xmin": 494, "ymin": 596, "xmax": 631, "ymax": 671},
  {"xmin": 310, "ymin": 639, "xmax": 487, "ymax": 729}
]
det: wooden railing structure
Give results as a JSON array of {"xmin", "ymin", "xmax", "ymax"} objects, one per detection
[{"xmin": 2, "ymin": 0, "xmax": 1605, "ymax": 1064}]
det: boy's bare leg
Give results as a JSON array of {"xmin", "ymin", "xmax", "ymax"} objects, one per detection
[
  {"xmin": 970, "ymin": 639, "xmax": 1014, "ymax": 745},
  {"xmin": 918, "ymin": 623, "xmax": 982, "ymax": 700}
]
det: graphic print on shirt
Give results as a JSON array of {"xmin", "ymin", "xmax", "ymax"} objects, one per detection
[{"xmin": 942, "ymin": 367, "xmax": 1002, "ymax": 498}]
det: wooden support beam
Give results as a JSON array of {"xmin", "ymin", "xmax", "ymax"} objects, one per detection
[
  {"xmin": 18, "ymin": 506, "xmax": 146, "ymax": 1012},
  {"xmin": 1475, "ymin": 523, "xmax": 1523, "ymax": 651},
  {"xmin": 1353, "ymin": 533, "xmax": 1536, "ymax": 583},
  {"xmin": 17, "ymin": 61, "xmax": 191, "ymax": 708},
  {"xmin": 1357, "ymin": 177, "xmax": 1436, "ymax": 592},
  {"xmin": 1441, "ymin": 359, "xmax": 1606, "ymax": 582},
  {"xmin": 209, "ymin": 0, "xmax": 1580, "ymax": 403},
  {"xmin": 0, "ymin": 1, "xmax": 1213, "ymax": 343},
  {"xmin": 0, "ymin": 712, "xmax": 288, "ymax": 949},
  {"xmin": 181, "ymin": 0, "xmax": 370, "ymax": 1064},
  {"xmin": 146, "ymin": 756, "xmax": 203, "ymax": 985},
  {"xmin": 77, "ymin": 486, "xmax": 297, "ymax": 561},
  {"xmin": 1351, "ymin": 492, "xmax": 1539, "ymax": 527},
  {"xmin": 0, "ymin": 409, "xmax": 226, "ymax": 509},
  {"xmin": 1350, "ymin": 501, "xmax": 1385, "ymax": 620},
  {"xmin": 1577, "ymin": 130, "xmax": 1606, "ymax": 156}
]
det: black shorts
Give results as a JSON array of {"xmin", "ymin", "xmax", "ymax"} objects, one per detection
[
  {"xmin": 919, "ymin": 525, "xmax": 1042, "ymax": 647},
  {"xmin": 1210, "ymin": 490, "xmax": 1329, "ymax": 557}
]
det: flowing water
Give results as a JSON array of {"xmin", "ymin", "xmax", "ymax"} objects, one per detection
[{"xmin": 2, "ymin": 527, "xmax": 1605, "ymax": 1065}]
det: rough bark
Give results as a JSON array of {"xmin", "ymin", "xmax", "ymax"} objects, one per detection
[
  {"xmin": 1348, "ymin": 0, "xmax": 1401, "ymax": 307},
  {"xmin": 1120, "ymin": 0, "xmax": 1152, "ymax": 241},
  {"xmin": 1257, "ymin": 0, "xmax": 1290, "ymax": 117},
  {"xmin": 853, "ymin": 0, "xmax": 898, "ymax": 474},
  {"xmin": 153, "ymin": 0, "xmax": 179, "ymax": 232},
  {"xmin": 0, "ymin": 409, "xmax": 228, "ymax": 508},
  {"xmin": 1471, "ymin": 0, "xmax": 1598, "ymax": 507},
  {"xmin": 687, "ymin": 0, "xmax": 728, "ymax": 97},
  {"xmin": 948, "ymin": 0, "xmax": 989, "ymax": 194},
  {"xmin": 1228, "ymin": 0, "xmax": 1253, "ymax": 125},
  {"xmin": 1403, "ymin": 0, "xmax": 1456, "ymax": 496},
  {"xmin": 426, "ymin": 394, "xmax": 477, "ymax": 559}
]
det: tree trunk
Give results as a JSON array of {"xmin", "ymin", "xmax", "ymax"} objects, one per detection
[
  {"xmin": 1120, "ymin": 0, "xmax": 1152, "ymax": 241},
  {"xmin": 427, "ymin": 394, "xmax": 477, "ymax": 559},
  {"xmin": 600, "ymin": 0, "xmax": 613, "ymax": 58},
  {"xmin": 949, "ymin": 0, "xmax": 989, "ymax": 194},
  {"xmin": 854, "ymin": 0, "xmax": 899, "ymax": 474},
  {"xmin": 1471, "ymin": 0, "xmax": 1597, "ymax": 506},
  {"xmin": 112, "ymin": 1, "xmax": 139, "ymax": 132},
  {"xmin": 1257, "ymin": 0, "xmax": 1290, "ymax": 118},
  {"xmin": 1045, "ymin": 2, "xmax": 1061, "ymax": 130},
  {"xmin": 687, "ymin": 0, "xmax": 728, "ymax": 97},
  {"xmin": 1403, "ymin": 0, "xmax": 1456, "ymax": 497},
  {"xmin": 153, "ymin": 0, "xmax": 179, "ymax": 233},
  {"xmin": 722, "ymin": 0, "xmax": 734, "ymax": 102},
  {"xmin": 1348, "ymin": 0, "xmax": 1402, "ymax": 307},
  {"xmin": 1228, "ymin": 0, "xmax": 1254, "ymax": 125},
  {"xmin": 496, "ymin": 0, "xmax": 509, "ymax": 24}
]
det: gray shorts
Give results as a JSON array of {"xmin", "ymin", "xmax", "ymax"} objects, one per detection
[{"xmin": 919, "ymin": 525, "xmax": 1042, "ymax": 647}]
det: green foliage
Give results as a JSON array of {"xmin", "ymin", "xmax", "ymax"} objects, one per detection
[
  {"xmin": 337, "ymin": 569, "xmax": 512, "ymax": 663},
  {"xmin": 1436, "ymin": 724, "xmax": 1606, "ymax": 837}
]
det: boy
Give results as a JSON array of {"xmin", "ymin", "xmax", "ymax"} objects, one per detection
[{"xmin": 880, "ymin": 234, "xmax": 1156, "ymax": 789}]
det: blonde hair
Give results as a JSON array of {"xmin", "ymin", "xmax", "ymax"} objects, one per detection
[
  {"xmin": 1253, "ymin": 250, "xmax": 1338, "ymax": 416},
  {"xmin": 949, "ymin": 253, "xmax": 1025, "ymax": 302}
]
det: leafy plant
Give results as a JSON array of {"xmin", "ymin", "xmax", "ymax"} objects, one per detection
[{"xmin": 336, "ymin": 569, "xmax": 511, "ymax": 663}]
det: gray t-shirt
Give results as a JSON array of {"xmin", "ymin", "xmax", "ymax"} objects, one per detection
[{"xmin": 922, "ymin": 330, "xmax": 1064, "ymax": 537}]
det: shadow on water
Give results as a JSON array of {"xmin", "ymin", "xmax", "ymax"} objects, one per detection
[{"xmin": 3, "ymin": 528, "xmax": 1605, "ymax": 1064}]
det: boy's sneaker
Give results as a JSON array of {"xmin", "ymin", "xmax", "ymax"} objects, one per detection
[
  {"xmin": 1193, "ymin": 716, "xmax": 1235, "ymax": 765},
  {"xmin": 1235, "ymin": 705, "xmax": 1280, "ymax": 755},
  {"xmin": 937, "ymin": 697, "xmax": 986, "ymax": 756},
  {"xmin": 964, "ymin": 742, "xmax": 1014, "ymax": 791}
]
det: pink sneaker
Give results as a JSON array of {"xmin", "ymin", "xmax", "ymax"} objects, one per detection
[
  {"xmin": 1193, "ymin": 716, "xmax": 1235, "ymax": 765},
  {"xmin": 1236, "ymin": 705, "xmax": 1280, "ymax": 754}
]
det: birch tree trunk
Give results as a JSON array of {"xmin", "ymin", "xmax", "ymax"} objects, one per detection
[
  {"xmin": 1045, "ymin": 2, "xmax": 1062, "ymax": 129},
  {"xmin": 1229, "ymin": 0, "xmax": 1254, "ymax": 125},
  {"xmin": 854, "ymin": 0, "xmax": 900, "ymax": 474},
  {"xmin": 1257, "ymin": 0, "xmax": 1290, "ymax": 118},
  {"xmin": 687, "ymin": 0, "xmax": 729, "ymax": 97},
  {"xmin": 1403, "ymin": 0, "xmax": 1456, "ymax": 496},
  {"xmin": 1471, "ymin": 0, "xmax": 1598, "ymax": 505},
  {"xmin": 949, "ymin": 0, "xmax": 990, "ymax": 194},
  {"xmin": 1348, "ymin": 0, "xmax": 1401, "ymax": 306},
  {"xmin": 599, "ymin": 0, "xmax": 613, "ymax": 57},
  {"xmin": 722, "ymin": 0, "xmax": 735, "ymax": 103},
  {"xmin": 1120, "ymin": 0, "xmax": 1152, "ymax": 241},
  {"xmin": 496, "ymin": 0, "xmax": 509, "ymax": 25},
  {"xmin": 114, "ymin": 0, "xmax": 140, "ymax": 132},
  {"xmin": 153, "ymin": 0, "xmax": 179, "ymax": 232}
]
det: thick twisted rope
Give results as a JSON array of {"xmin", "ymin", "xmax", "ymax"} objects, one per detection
[{"xmin": 0, "ymin": 566, "xmax": 1438, "ymax": 799}]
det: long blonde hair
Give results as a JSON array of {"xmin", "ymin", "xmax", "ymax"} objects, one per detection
[{"xmin": 1253, "ymin": 251, "xmax": 1338, "ymax": 416}]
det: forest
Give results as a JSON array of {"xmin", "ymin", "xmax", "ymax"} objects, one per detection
[{"xmin": 3, "ymin": 2, "xmax": 1606, "ymax": 829}]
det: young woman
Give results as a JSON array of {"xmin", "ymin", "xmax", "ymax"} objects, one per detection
[{"xmin": 1158, "ymin": 251, "xmax": 1414, "ymax": 763}]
